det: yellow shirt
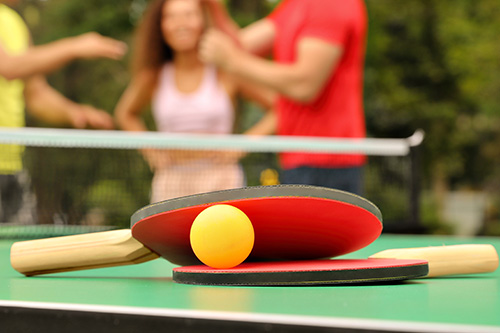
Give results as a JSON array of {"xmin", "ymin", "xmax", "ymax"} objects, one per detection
[{"xmin": 0, "ymin": 4, "xmax": 30, "ymax": 173}]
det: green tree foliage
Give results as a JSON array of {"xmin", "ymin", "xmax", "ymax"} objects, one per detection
[{"xmin": 365, "ymin": 0, "xmax": 500, "ymax": 193}]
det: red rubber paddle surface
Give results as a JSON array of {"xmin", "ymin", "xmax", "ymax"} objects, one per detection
[
  {"xmin": 132, "ymin": 197, "xmax": 382, "ymax": 266},
  {"xmin": 172, "ymin": 259, "xmax": 430, "ymax": 286}
]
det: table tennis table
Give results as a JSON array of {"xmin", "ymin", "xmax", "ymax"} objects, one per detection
[{"xmin": 1, "ymin": 234, "xmax": 499, "ymax": 333}]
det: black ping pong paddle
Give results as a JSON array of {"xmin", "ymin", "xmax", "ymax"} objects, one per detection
[{"xmin": 172, "ymin": 245, "xmax": 499, "ymax": 286}]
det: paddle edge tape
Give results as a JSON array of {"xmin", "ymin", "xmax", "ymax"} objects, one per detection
[
  {"xmin": 172, "ymin": 262, "xmax": 429, "ymax": 286},
  {"xmin": 130, "ymin": 185, "xmax": 382, "ymax": 226}
]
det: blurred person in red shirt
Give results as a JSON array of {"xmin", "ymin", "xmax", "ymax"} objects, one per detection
[{"xmin": 201, "ymin": 0, "xmax": 367, "ymax": 195}]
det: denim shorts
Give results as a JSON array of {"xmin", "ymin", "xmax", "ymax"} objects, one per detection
[
  {"xmin": 281, "ymin": 166, "xmax": 364, "ymax": 196},
  {"xmin": 0, "ymin": 172, "xmax": 37, "ymax": 224}
]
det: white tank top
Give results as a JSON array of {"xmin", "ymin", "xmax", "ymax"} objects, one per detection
[{"xmin": 152, "ymin": 64, "xmax": 234, "ymax": 134}]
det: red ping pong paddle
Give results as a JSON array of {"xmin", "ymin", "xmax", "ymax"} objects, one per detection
[
  {"xmin": 173, "ymin": 259, "xmax": 430, "ymax": 286},
  {"xmin": 11, "ymin": 185, "xmax": 383, "ymax": 276},
  {"xmin": 172, "ymin": 245, "xmax": 499, "ymax": 286}
]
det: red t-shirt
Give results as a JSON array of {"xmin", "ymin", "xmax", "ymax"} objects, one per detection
[{"xmin": 268, "ymin": 0, "xmax": 367, "ymax": 169}]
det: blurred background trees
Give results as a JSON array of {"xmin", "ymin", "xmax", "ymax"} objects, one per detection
[
  {"xmin": 13, "ymin": 0, "xmax": 500, "ymax": 234},
  {"xmin": 364, "ymin": 0, "xmax": 500, "ymax": 234}
]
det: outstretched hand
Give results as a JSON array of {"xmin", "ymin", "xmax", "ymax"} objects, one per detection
[
  {"xmin": 70, "ymin": 32, "xmax": 127, "ymax": 61},
  {"xmin": 69, "ymin": 105, "xmax": 114, "ymax": 130}
]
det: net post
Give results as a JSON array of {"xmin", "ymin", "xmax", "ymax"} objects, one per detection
[{"xmin": 408, "ymin": 130, "xmax": 425, "ymax": 232}]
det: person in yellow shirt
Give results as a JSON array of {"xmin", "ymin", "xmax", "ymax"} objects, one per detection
[{"xmin": 0, "ymin": 0, "xmax": 126, "ymax": 223}]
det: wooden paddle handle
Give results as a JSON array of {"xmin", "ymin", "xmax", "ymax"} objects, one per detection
[
  {"xmin": 370, "ymin": 244, "xmax": 499, "ymax": 277},
  {"xmin": 10, "ymin": 229, "xmax": 159, "ymax": 276}
]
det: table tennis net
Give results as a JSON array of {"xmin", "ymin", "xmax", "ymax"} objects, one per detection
[{"xmin": 0, "ymin": 127, "xmax": 423, "ymax": 238}]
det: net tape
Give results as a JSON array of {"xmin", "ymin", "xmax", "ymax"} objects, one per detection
[{"xmin": 0, "ymin": 127, "xmax": 424, "ymax": 156}]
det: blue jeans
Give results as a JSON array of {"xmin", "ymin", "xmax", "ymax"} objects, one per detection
[
  {"xmin": 281, "ymin": 166, "xmax": 364, "ymax": 195},
  {"xmin": 0, "ymin": 172, "xmax": 37, "ymax": 224}
]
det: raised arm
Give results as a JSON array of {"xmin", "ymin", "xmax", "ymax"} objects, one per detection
[
  {"xmin": 238, "ymin": 19, "xmax": 275, "ymax": 57},
  {"xmin": 200, "ymin": 0, "xmax": 275, "ymax": 56},
  {"xmin": 24, "ymin": 75, "xmax": 114, "ymax": 129},
  {"xmin": 201, "ymin": 0, "xmax": 240, "ymax": 44},
  {"xmin": 200, "ymin": 31, "xmax": 342, "ymax": 103},
  {"xmin": 0, "ymin": 32, "xmax": 126, "ymax": 81}
]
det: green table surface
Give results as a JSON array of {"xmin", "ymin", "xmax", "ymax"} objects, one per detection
[{"xmin": 1, "ymin": 234, "xmax": 499, "ymax": 331}]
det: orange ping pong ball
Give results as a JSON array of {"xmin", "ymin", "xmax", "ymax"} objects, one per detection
[{"xmin": 190, "ymin": 204, "xmax": 254, "ymax": 269}]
